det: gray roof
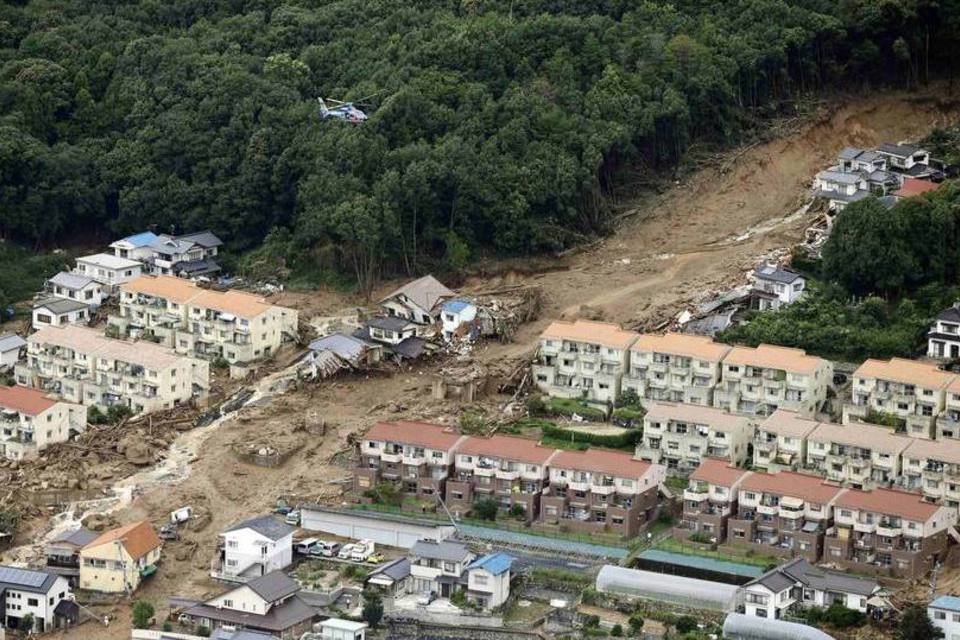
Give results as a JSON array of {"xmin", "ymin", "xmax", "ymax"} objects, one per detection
[
  {"xmin": 210, "ymin": 629, "xmax": 278, "ymax": 640},
  {"xmin": 174, "ymin": 259, "xmax": 221, "ymax": 276},
  {"xmin": 245, "ymin": 570, "xmax": 300, "ymax": 603},
  {"xmin": 381, "ymin": 275, "xmax": 454, "ymax": 313},
  {"xmin": 225, "ymin": 515, "xmax": 295, "ymax": 541},
  {"xmin": 866, "ymin": 170, "xmax": 897, "ymax": 183},
  {"xmin": 309, "ymin": 333, "xmax": 368, "ymax": 363},
  {"xmin": 815, "ymin": 189, "xmax": 871, "ymax": 203},
  {"xmin": 878, "ymin": 142, "xmax": 924, "ymax": 158},
  {"xmin": 49, "ymin": 271, "xmax": 96, "ymax": 290},
  {"xmin": 369, "ymin": 557, "xmax": 410, "ymax": 582},
  {"xmin": 0, "ymin": 333, "xmax": 26, "ymax": 353},
  {"xmin": 877, "ymin": 195, "xmax": 898, "ymax": 210},
  {"xmin": 857, "ymin": 150, "xmax": 883, "ymax": 164},
  {"xmin": 366, "ymin": 315, "xmax": 415, "ymax": 332},
  {"xmin": 411, "ymin": 539, "xmax": 471, "ymax": 562},
  {"xmin": 188, "ymin": 595, "xmax": 313, "ymax": 632},
  {"xmin": 0, "ymin": 565, "xmax": 60, "ymax": 594},
  {"xmin": 838, "ymin": 147, "xmax": 863, "ymax": 161},
  {"xmin": 177, "ymin": 231, "xmax": 223, "ymax": 248},
  {"xmin": 781, "ymin": 558, "xmax": 878, "ymax": 597},
  {"xmin": 48, "ymin": 527, "xmax": 98, "ymax": 548},
  {"xmin": 755, "ymin": 265, "xmax": 802, "ymax": 284},
  {"xmin": 149, "ymin": 236, "xmax": 196, "ymax": 254},
  {"xmin": 393, "ymin": 336, "xmax": 430, "ymax": 359},
  {"xmin": 817, "ymin": 170, "xmax": 862, "ymax": 185},
  {"xmin": 938, "ymin": 305, "xmax": 960, "ymax": 324},
  {"xmin": 748, "ymin": 566, "xmax": 796, "ymax": 594},
  {"xmin": 34, "ymin": 296, "xmax": 89, "ymax": 314}
]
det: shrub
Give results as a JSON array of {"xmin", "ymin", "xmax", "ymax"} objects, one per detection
[
  {"xmin": 526, "ymin": 394, "xmax": 547, "ymax": 416},
  {"xmin": 610, "ymin": 623, "xmax": 623, "ymax": 637},
  {"xmin": 211, "ymin": 356, "xmax": 230, "ymax": 370},
  {"xmin": 615, "ymin": 388, "xmax": 641, "ymax": 409},
  {"xmin": 132, "ymin": 600, "xmax": 154, "ymax": 629},
  {"xmin": 474, "ymin": 498, "xmax": 499, "ymax": 521},
  {"xmin": 459, "ymin": 412, "xmax": 487, "ymax": 434},
  {"xmin": 509, "ymin": 504, "xmax": 526, "ymax": 518},
  {"xmin": 628, "ymin": 614, "xmax": 645, "ymax": 635},
  {"xmin": 361, "ymin": 590, "xmax": 384, "ymax": 627},
  {"xmin": 546, "ymin": 397, "xmax": 607, "ymax": 421},
  {"xmin": 582, "ymin": 614, "xmax": 600, "ymax": 628},
  {"xmin": 450, "ymin": 588, "xmax": 468, "ymax": 608},
  {"xmin": 674, "ymin": 616, "xmax": 698, "ymax": 634},
  {"xmin": 688, "ymin": 530, "xmax": 712, "ymax": 543},
  {"xmin": 540, "ymin": 423, "xmax": 639, "ymax": 450}
]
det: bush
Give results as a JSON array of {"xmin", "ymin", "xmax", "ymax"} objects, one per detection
[
  {"xmin": 628, "ymin": 614, "xmax": 645, "ymax": 635},
  {"xmin": 582, "ymin": 614, "xmax": 601, "ymax": 628},
  {"xmin": 546, "ymin": 397, "xmax": 607, "ymax": 421},
  {"xmin": 540, "ymin": 423, "xmax": 640, "ymax": 450},
  {"xmin": 509, "ymin": 504, "xmax": 526, "ymax": 518},
  {"xmin": 459, "ymin": 412, "xmax": 487, "ymax": 434},
  {"xmin": 526, "ymin": 394, "xmax": 547, "ymax": 416},
  {"xmin": 362, "ymin": 590, "xmax": 384, "ymax": 628},
  {"xmin": 688, "ymin": 530, "xmax": 712, "ymax": 543},
  {"xmin": 805, "ymin": 602, "xmax": 866, "ymax": 629},
  {"xmin": 162, "ymin": 622, "xmax": 173, "ymax": 632},
  {"xmin": 610, "ymin": 623, "xmax": 623, "ymax": 637},
  {"xmin": 211, "ymin": 356, "xmax": 230, "ymax": 370},
  {"xmin": 474, "ymin": 498, "xmax": 499, "ymax": 521},
  {"xmin": 132, "ymin": 600, "xmax": 154, "ymax": 629},
  {"xmin": 674, "ymin": 616, "xmax": 698, "ymax": 634},
  {"xmin": 364, "ymin": 482, "xmax": 403, "ymax": 507}
]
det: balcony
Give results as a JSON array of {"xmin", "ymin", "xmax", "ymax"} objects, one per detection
[
  {"xmin": 402, "ymin": 454, "xmax": 426, "ymax": 466},
  {"xmin": 591, "ymin": 483, "xmax": 616, "ymax": 495},
  {"xmin": 853, "ymin": 520, "xmax": 877, "ymax": 534},
  {"xmin": 757, "ymin": 504, "xmax": 778, "ymax": 516},
  {"xmin": 876, "ymin": 524, "xmax": 900, "ymax": 538},
  {"xmin": 496, "ymin": 468, "xmax": 521, "ymax": 481},
  {"xmin": 380, "ymin": 451, "xmax": 402, "ymax": 463}
]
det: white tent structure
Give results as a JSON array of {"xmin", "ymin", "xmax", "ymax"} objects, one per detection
[
  {"xmin": 595, "ymin": 565, "xmax": 740, "ymax": 612},
  {"xmin": 723, "ymin": 614, "xmax": 835, "ymax": 640}
]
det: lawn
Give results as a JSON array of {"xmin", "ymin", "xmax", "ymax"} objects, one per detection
[{"xmin": 654, "ymin": 537, "xmax": 779, "ymax": 568}]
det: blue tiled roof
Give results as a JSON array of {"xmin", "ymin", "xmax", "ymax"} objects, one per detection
[
  {"xmin": 442, "ymin": 299, "xmax": 473, "ymax": 313},
  {"xmin": 469, "ymin": 552, "xmax": 514, "ymax": 576},
  {"xmin": 930, "ymin": 595, "xmax": 960, "ymax": 612},
  {"xmin": 122, "ymin": 231, "xmax": 159, "ymax": 247}
]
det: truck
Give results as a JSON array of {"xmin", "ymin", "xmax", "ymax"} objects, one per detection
[
  {"xmin": 284, "ymin": 510, "xmax": 301, "ymax": 527},
  {"xmin": 170, "ymin": 507, "xmax": 193, "ymax": 524},
  {"xmin": 350, "ymin": 539, "xmax": 375, "ymax": 562}
]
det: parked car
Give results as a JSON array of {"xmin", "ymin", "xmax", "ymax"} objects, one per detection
[
  {"xmin": 417, "ymin": 591, "xmax": 437, "ymax": 606},
  {"xmin": 337, "ymin": 543, "xmax": 356, "ymax": 560},
  {"xmin": 294, "ymin": 538, "xmax": 319, "ymax": 555},
  {"xmin": 313, "ymin": 541, "xmax": 341, "ymax": 558},
  {"xmin": 158, "ymin": 524, "xmax": 180, "ymax": 541},
  {"xmin": 284, "ymin": 510, "xmax": 301, "ymax": 526},
  {"xmin": 350, "ymin": 539, "xmax": 375, "ymax": 562},
  {"xmin": 365, "ymin": 553, "xmax": 385, "ymax": 564}
]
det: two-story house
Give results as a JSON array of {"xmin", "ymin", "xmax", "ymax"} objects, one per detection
[
  {"xmin": 74, "ymin": 253, "xmax": 142, "ymax": 294},
  {"xmin": 144, "ymin": 235, "xmax": 219, "ymax": 278},
  {"xmin": 540, "ymin": 449, "xmax": 664, "ymax": 537},
  {"xmin": 445, "ymin": 435, "xmax": 557, "ymax": 520},
  {"xmin": 354, "ymin": 421, "xmax": 468, "ymax": 500},
  {"xmin": 0, "ymin": 385, "xmax": 83, "ymax": 461},
  {"xmin": 676, "ymin": 459, "xmax": 752, "ymax": 543},
  {"xmin": 814, "ymin": 170, "xmax": 870, "ymax": 212},
  {"xmin": 79, "ymin": 520, "xmax": 162, "ymax": 593},
  {"xmin": 44, "ymin": 527, "xmax": 97, "ymax": 586},
  {"xmin": 752, "ymin": 410, "xmax": 819, "ymax": 470},
  {"xmin": 621, "ymin": 332, "xmax": 730, "ymax": 405},
  {"xmin": 408, "ymin": 539, "xmax": 474, "ymax": 599},
  {"xmin": 533, "ymin": 320, "xmax": 639, "ymax": 406},
  {"xmin": 379, "ymin": 275, "xmax": 454, "ymax": 326},
  {"xmin": 837, "ymin": 147, "xmax": 888, "ymax": 174},
  {"xmin": 109, "ymin": 231, "xmax": 160, "ymax": 262},
  {"xmin": 928, "ymin": 596, "xmax": 960, "ymax": 640},
  {"xmin": 31, "ymin": 296, "xmax": 90, "ymax": 330},
  {"xmin": 825, "ymin": 487, "xmax": 957, "ymax": 579},
  {"xmin": 752, "ymin": 266, "xmax": 805, "ymax": 311},
  {"xmin": 440, "ymin": 299, "xmax": 478, "ymax": 341},
  {"xmin": 929, "ymin": 303, "xmax": 960, "ymax": 360},
  {"xmin": 0, "ymin": 566, "xmax": 74, "ymax": 632},
  {"xmin": 212, "ymin": 516, "xmax": 295, "ymax": 582},
  {"xmin": 900, "ymin": 438, "xmax": 960, "ymax": 509},
  {"xmin": 464, "ymin": 553, "xmax": 514, "ymax": 610},
  {"xmin": 46, "ymin": 272, "xmax": 103, "ymax": 310},
  {"xmin": 713, "ymin": 344, "xmax": 832, "ymax": 418},
  {"xmin": 804, "ymin": 420, "xmax": 910, "ymax": 488},
  {"xmin": 844, "ymin": 358, "xmax": 955, "ymax": 438},
  {"xmin": 636, "ymin": 402, "xmax": 752, "ymax": 471},
  {"xmin": 938, "ymin": 378, "xmax": 960, "ymax": 440},
  {"xmin": 876, "ymin": 143, "xmax": 931, "ymax": 173}
]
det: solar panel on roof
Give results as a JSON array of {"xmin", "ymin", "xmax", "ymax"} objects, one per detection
[{"xmin": 0, "ymin": 566, "xmax": 48, "ymax": 589}]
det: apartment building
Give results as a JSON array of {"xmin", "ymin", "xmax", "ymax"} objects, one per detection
[
  {"xmin": 532, "ymin": 320, "xmax": 639, "ymax": 406},
  {"xmin": 109, "ymin": 275, "xmax": 299, "ymax": 364},
  {"xmin": 540, "ymin": 449, "xmax": 664, "ymax": 537},
  {"xmin": 354, "ymin": 421, "xmax": 467, "ymax": 500},
  {"xmin": 937, "ymin": 377, "xmax": 960, "ymax": 440},
  {"xmin": 16, "ymin": 325, "xmax": 209, "ymax": 414},
  {"xmin": 844, "ymin": 358, "xmax": 955, "ymax": 439},
  {"xmin": 636, "ymin": 402, "xmax": 752, "ymax": 471},
  {"xmin": 713, "ymin": 344, "xmax": 832, "ymax": 418},
  {"xmin": 0, "ymin": 385, "xmax": 83, "ymax": 461},
  {"xmin": 676, "ymin": 458, "xmax": 752, "ymax": 543},
  {"xmin": 445, "ymin": 435, "xmax": 558, "ymax": 521},
  {"xmin": 728, "ymin": 471, "xmax": 844, "ymax": 563},
  {"xmin": 753, "ymin": 410, "xmax": 819, "ymax": 470},
  {"xmin": 621, "ymin": 332, "xmax": 730, "ymax": 405},
  {"xmin": 900, "ymin": 438, "xmax": 960, "ymax": 509},
  {"xmin": 825, "ymin": 487, "xmax": 957, "ymax": 579},
  {"xmin": 805, "ymin": 420, "xmax": 910, "ymax": 488}
]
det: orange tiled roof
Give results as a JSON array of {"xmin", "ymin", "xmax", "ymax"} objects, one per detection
[
  {"xmin": 0, "ymin": 385, "xmax": 58, "ymax": 416},
  {"xmin": 691, "ymin": 458, "xmax": 751, "ymax": 487},
  {"xmin": 895, "ymin": 177, "xmax": 940, "ymax": 198},
  {"xmin": 83, "ymin": 521, "xmax": 161, "ymax": 559},
  {"xmin": 551, "ymin": 448, "xmax": 654, "ymax": 480},
  {"xmin": 631, "ymin": 332, "xmax": 731, "ymax": 362},
  {"xmin": 121, "ymin": 275, "xmax": 200, "ymax": 304},
  {"xmin": 852, "ymin": 358, "xmax": 954, "ymax": 390},
  {"xmin": 758, "ymin": 410, "xmax": 820, "ymax": 439},
  {"xmin": 457, "ymin": 434, "xmax": 558, "ymax": 465},
  {"xmin": 723, "ymin": 344, "xmax": 825, "ymax": 375},
  {"xmin": 834, "ymin": 487, "xmax": 939, "ymax": 522},
  {"xmin": 540, "ymin": 320, "xmax": 639, "ymax": 350},
  {"xmin": 740, "ymin": 470, "xmax": 843, "ymax": 505},
  {"xmin": 192, "ymin": 289, "xmax": 273, "ymax": 319},
  {"xmin": 363, "ymin": 421, "xmax": 464, "ymax": 451}
]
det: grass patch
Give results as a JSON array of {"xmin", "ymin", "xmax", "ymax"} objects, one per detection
[
  {"xmin": 503, "ymin": 599, "xmax": 553, "ymax": 625},
  {"xmin": 541, "ymin": 422, "xmax": 639, "ymax": 451},
  {"xmin": 664, "ymin": 475, "xmax": 689, "ymax": 492},
  {"xmin": 540, "ymin": 435, "xmax": 590, "ymax": 451},
  {"xmin": 547, "ymin": 397, "xmax": 607, "ymax": 421},
  {"xmin": 0, "ymin": 243, "xmax": 70, "ymax": 308},
  {"xmin": 654, "ymin": 537, "xmax": 778, "ymax": 568}
]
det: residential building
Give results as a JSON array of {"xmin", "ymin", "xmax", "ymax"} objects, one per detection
[
  {"xmin": 408, "ymin": 539, "xmax": 474, "ymax": 599},
  {"xmin": 181, "ymin": 570, "xmax": 315, "ymax": 639},
  {"xmin": 144, "ymin": 232, "xmax": 223, "ymax": 278},
  {"xmin": 752, "ymin": 266, "xmax": 805, "ymax": 311},
  {"xmin": 109, "ymin": 231, "xmax": 159, "ymax": 262},
  {"xmin": 837, "ymin": 147, "xmax": 887, "ymax": 174},
  {"xmin": 0, "ymin": 566, "xmax": 74, "ymax": 632},
  {"xmin": 532, "ymin": 319, "xmax": 639, "ymax": 406},
  {"xmin": 0, "ymin": 333, "xmax": 26, "ymax": 369},
  {"xmin": 212, "ymin": 515, "xmax": 295, "ymax": 582},
  {"xmin": 355, "ymin": 421, "xmax": 467, "ymax": 501},
  {"xmin": 31, "ymin": 296, "xmax": 90, "ymax": 330},
  {"xmin": 928, "ymin": 595, "xmax": 960, "ymax": 640},
  {"xmin": 540, "ymin": 449, "xmax": 664, "ymax": 537},
  {"xmin": 728, "ymin": 471, "xmax": 844, "ymax": 563},
  {"xmin": 742, "ymin": 558, "xmax": 879, "ymax": 620},
  {"xmin": 46, "ymin": 272, "xmax": 103, "ymax": 309},
  {"xmin": 17, "ymin": 325, "xmax": 210, "ymax": 414},
  {"xmin": 0, "ymin": 385, "xmax": 83, "ymax": 461},
  {"xmin": 676, "ymin": 459, "xmax": 752, "ymax": 543},
  {"xmin": 876, "ymin": 143, "xmax": 931, "ymax": 172},
  {"xmin": 379, "ymin": 275, "xmax": 454, "ymax": 325},
  {"xmin": 938, "ymin": 377, "xmax": 960, "ymax": 440},
  {"xmin": 805, "ymin": 420, "xmax": 910, "ymax": 488},
  {"xmin": 445, "ymin": 434, "xmax": 557, "ymax": 520},
  {"xmin": 79, "ymin": 521, "xmax": 162, "ymax": 593},
  {"xmin": 900, "ymin": 438, "xmax": 960, "ymax": 509},
  {"xmin": 298, "ymin": 333, "xmax": 383, "ymax": 378},
  {"xmin": 110, "ymin": 275, "xmax": 299, "ymax": 364},
  {"xmin": 928, "ymin": 303, "xmax": 960, "ymax": 360},
  {"xmin": 440, "ymin": 299, "xmax": 477, "ymax": 341},
  {"xmin": 73, "ymin": 253, "xmax": 142, "ymax": 293},
  {"xmin": 825, "ymin": 487, "xmax": 957, "ymax": 579},
  {"xmin": 753, "ymin": 410, "xmax": 819, "ymax": 470},
  {"xmin": 621, "ymin": 332, "xmax": 730, "ymax": 405},
  {"xmin": 844, "ymin": 358, "xmax": 954, "ymax": 439},
  {"xmin": 813, "ymin": 170, "xmax": 870, "ymax": 212},
  {"xmin": 364, "ymin": 557, "xmax": 410, "ymax": 598},
  {"xmin": 318, "ymin": 619, "xmax": 368, "ymax": 640},
  {"xmin": 44, "ymin": 527, "xmax": 97, "ymax": 586},
  {"xmin": 362, "ymin": 316, "xmax": 420, "ymax": 346},
  {"xmin": 713, "ymin": 344, "xmax": 832, "ymax": 418},
  {"xmin": 465, "ymin": 553, "xmax": 514, "ymax": 610},
  {"xmin": 637, "ymin": 402, "xmax": 752, "ymax": 471},
  {"xmin": 210, "ymin": 630, "xmax": 279, "ymax": 640}
]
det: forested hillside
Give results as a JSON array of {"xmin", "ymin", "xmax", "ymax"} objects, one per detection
[{"xmin": 0, "ymin": 1, "xmax": 956, "ymax": 288}]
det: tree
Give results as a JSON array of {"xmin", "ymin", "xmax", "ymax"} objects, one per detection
[
  {"xmin": 611, "ymin": 623, "xmax": 623, "ymax": 636},
  {"xmin": 675, "ymin": 615, "xmax": 698, "ymax": 634},
  {"xmin": 473, "ymin": 498, "xmax": 499, "ymax": 521},
  {"xmin": 131, "ymin": 600, "xmax": 154, "ymax": 629},
  {"xmin": 897, "ymin": 605, "xmax": 944, "ymax": 640},
  {"xmin": 628, "ymin": 614, "xmax": 645, "ymax": 636},
  {"xmin": 362, "ymin": 590, "xmax": 384, "ymax": 628},
  {"xmin": 20, "ymin": 613, "xmax": 35, "ymax": 633}
]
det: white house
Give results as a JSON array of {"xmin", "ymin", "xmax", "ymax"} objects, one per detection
[
  {"xmin": 929, "ymin": 303, "xmax": 960, "ymax": 360},
  {"xmin": 379, "ymin": 275, "xmax": 454, "ymax": 325},
  {"xmin": 464, "ymin": 552, "xmax": 513, "ymax": 610},
  {"xmin": 0, "ymin": 385, "xmax": 84, "ymax": 461},
  {"xmin": 73, "ymin": 253, "xmax": 142, "ymax": 293},
  {"xmin": 752, "ymin": 265, "xmax": 805, "ymax": 311},
  {"xmin": 31, "ymin": 297, "xmax": 90, "ymax": 330},
  {"xmin": 440, "ymin": 299, "xmax": 478, "ymax": 341},
  {"xmin": 929, "ymin": 595, "xmax": 960, "ymax": 640},
  {"xmin": 364, "ymin": 316, "xmax": 419, "ymax": 345},
  {"xmin": 814, "ymin": 170, "xmax": 870, "ymax": 212},
  {"xmin": 144, "ymin": 233, "xmax": 222, "ymax": 278},
  {"xmin": 876, "ymin": 143, "xmax": 930, "ymax": 172},
  {"xmin": 318, "ymin": 618, "xmax": 368, "ymax": 640},
  {"xmin": 408, "ymin": 539, "xmax": 474, "ymax": 599},
  {"xmin": 109, "ymin": 231, "xmax": 159, "ymax": 262},
  {"xmin": 0, "ymin": 333, "xmax": 26, "ymax": 369},
  {"xmin": 46, "ymin": 272, "xmax": 103, "ymax": 309},
  {"xmin": 213, "ymin": 515, "xmax": 295, "ymax": 582},
  {"xmin": 0, "ymin": 565, "xmax": 75, "ymax": 632}
]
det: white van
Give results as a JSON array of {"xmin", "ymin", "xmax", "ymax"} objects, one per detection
[
  {"xmin": 294, "ymin": 538, "xmax": 319, "ymax": 555},
  {"xmin": 350, "ymin": 539, "xmax": 375, "ymax": 562},
  {"xmin": 338, "ymin": 543, "xmax": 356, "ymax": 560}
]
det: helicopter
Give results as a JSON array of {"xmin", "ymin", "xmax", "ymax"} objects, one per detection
[{"xmin": 317, "ymin": 96, "xmax": 372, "ymax": 123}]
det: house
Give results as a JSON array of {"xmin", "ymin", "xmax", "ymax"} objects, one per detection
[
  {"xmin": 31, "ymin": 296, "xmax": 90, "ymax": 330},
  {"xmin": 751, "ymin": 266, "xmax": 805, "ymax": 311},
  {"xmin": 636, "ymin": 402, "xmax": 753, "ymax": 471},
  {"xmin": 894, "ymin": 177, "xmax": 941, "ymax": 199},
  {"xmin": 176, "ymin": 230, "xmax": 223, "ymax": 261},
  {"xmin": 44, "ymin": 527, "xmax": 97, "ymax": 585},
  {"xmin": 379, "ymin": 275, "xmax": 454, "ymax": 325},
  {"xmin": 354, "ymin": 421, "xmax": 467, "ymax": 501},
  {"xmin": 621, "ymin": 332, "xmax": 731, "ymax": 405},
  {"xmin": 317, "ymin": 619, "xmax": 368, "ymax": 640},
  {"xmin": 540, "ymin": 449, "xmax": 664, "ymax": 537},
  {"xmin": 713, "ymin": 344, "xmax": 832, "ymax": 418},
  {"xmin": 837, "ymin": 147, "xmax": 887, "ymax": 173},
  {"xmin": 844, "ymin": 357, "xmax": 955, "ymax": 439},
  {"xmin": 144, "ymin": 234, "xmax": 221, "ymax": 278},
  {"xmin": 408, "ymin": 539, "xmax": 474, "ymax": 599},
  {"xmin": 0, "ymin": 333, "xmax": 26, "ymax": 369},
  {"xmin": 0, "ymin": 385, "xmax": 83, "ymax": 461},
  {"xmin": 212, "ymin": 515, "xmax": 295, "ymax": 582},
  {"xmin": 876, "ymin": 143, "xmax": 931, "ymax": 172},
  {"xmin": 813, "ymin": 170, "xmax": 870, "ymax": 212},
  {"xmin": 109, "ymin": 231, "xmax": 159, "ymax": 262},
  {"xmin": 928, "ymin": 303, "xmax": 960, "ymax": 360},
  {"xmin": 825, "ymin": 486, "xmax": 958, "ymax": 579},
  {"xmin": 805, "ymin": 420, "xmax": 910, "ymax": 488},
  {"xmin": 210, "ymin": 630, "xmax": 279, "ymax": 640},
  {"xmin": 365, "ymin": 557, "xmax": 411, "ymax": 598},
  {"xmin": 181, "ymin": 570, "xmax": 315, "ymax": 639},
  {"xmin": 900, "ymin": 438, "xmax": 960, "ymax": 508},
  {"xmin": 79, "ymin": 520, "xmax": 162, "ymax": 593},
  {"xmin": 752, "ymin": 410, "xmax": 820, "ymax": 470},
  {"xmin": 73, "ymin": 253, "xmax": 142, "ymax": 293},
  {"xmin": 0, "ymin": 565, "xmax": 74, "ymax": 632},
  {"xmin": 16, "ymin": 324, "xmax": 210, "ymax": 414},
  {"xmin": 302, "ymin": 333, "xmax": 383, "ymax": 375},
  {"xmin": 361, "ymin": 316, "xmax": 419, "ymax": 346},
  {"xmin": 46, "ymin": 272, "xmax": 103, "ymax": 309},
  {"xmin": 464, "ymin": 553, "xmax": 514, "ymax": 610},
  {"xmin": 928, "ymin": 595, "xmax": 960, "ymax": 640},
  {"xmin": 532, "ymin": 319, "xmax": 640, "ymax": 406},
  {"xmin": 676, "ymin": 459, "xmax": 752, "ymax": 544},
  {"xmin": 742, "ymin": 558, "xmax": 880, "ymax": 620},
  {"xmin": 939, "ymin": 378, "xmax": 960, "ymax": 440},
  {"xmin": 440, "ymin": 299, "xmax": 478, "ymax": 341}
]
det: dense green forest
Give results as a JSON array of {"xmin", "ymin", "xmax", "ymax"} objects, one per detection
[{"xmin": 1, "ymin": 1, "xmax": 958, "ymax": 289}]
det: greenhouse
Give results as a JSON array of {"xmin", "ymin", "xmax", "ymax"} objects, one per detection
[
  {"xmin": 722, "ymin": 613, "xmax": 836, "ymax": 640},
  {"xmin": 595, "ymin": 565, "xmax": 740, "ymax": 612}
]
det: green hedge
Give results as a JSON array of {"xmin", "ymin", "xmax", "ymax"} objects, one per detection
[
  {"xmin": 546, "ymin": 397, "xmax": 607, "ymax": 420},
  {"xmin": 540, "ymin": 423, "xmax": 640, "ymax": 450}
]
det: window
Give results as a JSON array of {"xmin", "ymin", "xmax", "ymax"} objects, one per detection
[
  {"xmin": 27, "ymin": 598, "xmax": 38, "ymax": 606},
  {"xmin": 935, "ymin": 611, "xmax": 946, "ymax": 620},
  {"xmin": 473, "ymin": 574, "xmax": 488, "ymax": 586},
  {"xmin": 223, "ymin": 599, "xmax": 234, "ymax": 608}
]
